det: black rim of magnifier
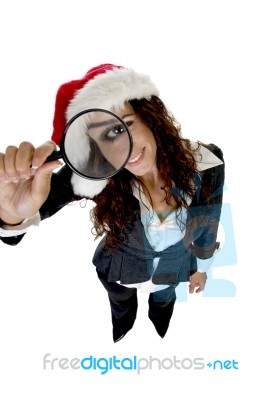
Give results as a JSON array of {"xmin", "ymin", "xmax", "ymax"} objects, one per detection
[{"xmin": 59, "ymin": 108, "xmax": 133, "ymax": 181}]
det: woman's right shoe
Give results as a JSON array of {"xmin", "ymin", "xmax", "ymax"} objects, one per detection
[{"xmin": 113, "ymin": 332, "xmax": 127, "ymax": 343}]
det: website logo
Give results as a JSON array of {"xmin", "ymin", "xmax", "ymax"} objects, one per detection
[{"xmin": 43, "ymin": 353, "xmax": 239, "ymax": 375}]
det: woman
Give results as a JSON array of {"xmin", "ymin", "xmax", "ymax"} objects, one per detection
[{"xmin": 0, "ymin": 64, "xmax": 224, "ymax": 342}]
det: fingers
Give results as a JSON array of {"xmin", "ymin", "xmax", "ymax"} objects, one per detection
[
  {"xmin": 0, "ymin": 141, "xmax": 60, "ymax": 182},
  {"xmin": 16, "ymin": 142, "xmax": 35, "ymax": 178},
  {"xmin": 31, "ymin": 141, "xmax": 57, "ymax": 168},
  {"xmin": 189, "ymin": 272, "xmax": 207, "ymax": 294},
  {"xmin": 0, "ymin": 152, "xmax": 8, "ymax": 182},
  {"xmin": 0, "ymin": 145, "xmax": 20, "ymax": 182},
  {"xmin": 32, "ymin": 141, "xmax": 63, "ymax": 178},
  {"xmin": 189, "ymin": 280, "xmax": 198, "ymax": 294}
]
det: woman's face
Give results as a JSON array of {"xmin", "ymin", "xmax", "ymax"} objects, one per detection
[
  {"xmin": 112, "ymin": 103, "xmax": 157, "ymax": 177},
  {"xmin": 86, "ymin": 103, "xmax": 157, "ymax": 178}
]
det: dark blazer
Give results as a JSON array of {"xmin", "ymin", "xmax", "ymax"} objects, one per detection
[{"xmin": 0, "ymin": 144, "xmax": 224, "ymax": 287}]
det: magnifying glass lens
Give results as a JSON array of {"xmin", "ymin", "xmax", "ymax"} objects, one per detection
[{"xmin": 60, "ymin": 109, "xmax": 132, "ymax": 179}]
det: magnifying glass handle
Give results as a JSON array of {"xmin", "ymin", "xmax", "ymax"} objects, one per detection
[{"xmin": 45, "ymin": 150, "xmax": 62, "ymax": 162}]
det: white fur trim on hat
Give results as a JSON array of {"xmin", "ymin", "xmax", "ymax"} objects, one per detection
[
  {"xmin": 66, "ymin": 67, "xmax": 160, "ymax": 120},
  {"xmin": 71, "ymin": 173, "xmax": 108, "ymax": 198},
  {"xmin": 66, "ymin": 67, "xmax": 159, "ymax": 198}
]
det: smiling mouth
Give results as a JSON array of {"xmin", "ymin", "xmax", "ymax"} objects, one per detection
[{"xmin": 127, "ymin": 147, "xmax": 145, "ymax": 166}]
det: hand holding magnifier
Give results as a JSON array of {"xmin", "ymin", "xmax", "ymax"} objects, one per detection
[{"xmin": 46, "ymin": 109, "xmax": 133, "ymax": 180}]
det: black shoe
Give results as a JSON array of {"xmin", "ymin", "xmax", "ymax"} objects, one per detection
[
  {"xmin": 153, "ymin": 323, "xmax": 169, "ymax": 338},
  {"xmin": 114, "ymin": 333, "xmax": 127, "ymax": 343},
  {"xmin": 113, "ymin": 325, "xmax": 133, "ymax": 343},
  {"xmin": 149, "ymin": 316, "xmax": 170, "ymax": 338}
]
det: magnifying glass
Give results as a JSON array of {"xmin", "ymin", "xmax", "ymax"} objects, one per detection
[{"xmin": 46, "ymin": 108, "xmax": 133, "ymax": 180}]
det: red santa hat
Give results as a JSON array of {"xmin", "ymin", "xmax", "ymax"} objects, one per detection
[{"xmin": 51, "ymin": 63, "xmax": 159, "ymax": 198}]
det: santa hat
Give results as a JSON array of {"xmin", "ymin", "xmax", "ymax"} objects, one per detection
[{"xmin": 51, "ymin": 63, "xmax": 160, "ymax": 198}]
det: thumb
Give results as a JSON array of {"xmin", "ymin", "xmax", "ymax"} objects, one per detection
[
  {"xmin": 189, "ymin": 282, "xmax": 195, "ymax": 294},
  {"xmin": 31, "ymin": 160, "xmax": 62, "ymax": 199}
]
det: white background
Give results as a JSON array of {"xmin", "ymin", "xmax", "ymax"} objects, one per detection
[{"xmin": 0, "ymin": 0, "xmax": 254, "ymax": 398}]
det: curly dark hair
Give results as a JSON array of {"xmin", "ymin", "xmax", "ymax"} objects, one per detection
[{"xmin": 90, "ymin": 96, "xmax": 200, "ymax": 250}]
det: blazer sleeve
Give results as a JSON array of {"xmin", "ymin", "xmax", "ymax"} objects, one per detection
[
  {"xmin": 0, "ymin": 166, "xmax": 82, "ymax": 246},
  {"xmin": 189, "ymin": 143, "xmax": 225, "ymax": 259}
]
